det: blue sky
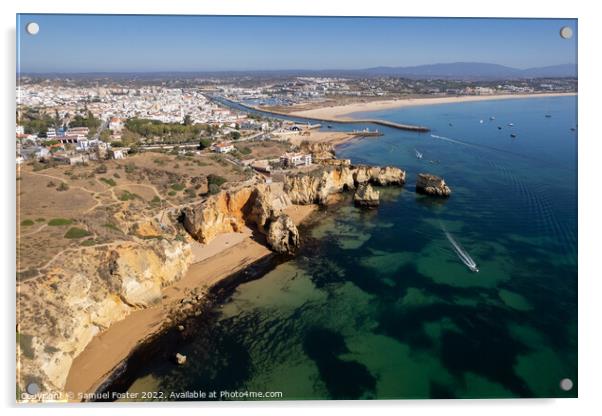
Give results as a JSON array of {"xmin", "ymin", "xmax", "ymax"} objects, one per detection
[{"xmin": 16, "ymin": 15, "xmax": 577, "ymax": 72}]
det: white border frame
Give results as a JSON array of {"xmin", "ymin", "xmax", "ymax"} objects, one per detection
[{"xmin": 3, "ymin": 1, "xmax": 599, "ymax": 415}]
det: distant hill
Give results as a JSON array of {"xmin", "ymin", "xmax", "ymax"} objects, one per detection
[
  {"xmin": 20, "ymin": 62, "xmax": 577, "ymax": 80},
  {"xmin": 361, "ymin": 62, "xmax": 577, "ymax": 79}
]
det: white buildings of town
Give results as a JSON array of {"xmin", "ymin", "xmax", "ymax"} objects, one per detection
[
  {"xmin": 211, "ymin": 142, "xmax": 235, "ymax": 153},
  {"xmin": 17, "ymin": 84, "xmax": 247, "ymax": 126},
  {"xmin": 108, "ymin": 117, "xmax": 124, "ymax": 132},
  {"xmin": 280, "ymin": 152, "xmax": 312, "ymax": 168}
]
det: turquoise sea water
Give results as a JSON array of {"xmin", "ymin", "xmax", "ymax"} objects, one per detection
[{"xmin": 125, "ymin": 96, "xmax": 577, "ymax": 400}]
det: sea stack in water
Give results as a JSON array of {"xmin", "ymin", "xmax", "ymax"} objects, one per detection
[
  {"xmin": 354, "ymin": 183, "xmax": 380, "ymax": 208},
  {"xmin": 416, "ymin": 173, "xmax": 451, "ymax": 197},
  {"xmin": 266, "ymin": 214, "xmax": 300, "ymax": 254},
  {"xmin": 175, "ymin": 353, "xmax": 187, "ymax": 365}
]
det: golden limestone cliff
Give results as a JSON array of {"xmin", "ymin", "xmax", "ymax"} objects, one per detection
[
  {"xmin": 181, "ymin": 184, "xmax": 298, "ymax": 254},
  {"xmin": 283, "ymin": 165, "xmax": 406, "ymax": 205},
  {"xmin": 17, "ymin": 237, "xmax": 192, "ymax": 394}
]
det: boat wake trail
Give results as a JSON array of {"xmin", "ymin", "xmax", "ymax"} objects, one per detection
[
  {"xmin": 430, "ymin": 134, "xmax": 476, "ymax": 147},
  {"xmin": 440, "ymin": 223, "xmax": 479, "ymax": 272}
]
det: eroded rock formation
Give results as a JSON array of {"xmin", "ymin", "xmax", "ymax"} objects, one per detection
[
  {"xmin": 180, "ymin": 184, "xmax": 299, "ymax": 254},
  {"xmin": 181, "ymin": 187, "xmax": 254, "ymax": 243},
  {"xmin": 266, "ymin": 214, "xmax": 300, "ymax": 254},
  {"xmin": 416, "ymin": 173, "xmax": 452, "ymax": 197},
  {"xmin": 17, "ymin": 238, "xmax": 192, "ymax": 394},
  {"xmin": 284, "ymin": 165, "xmax": 405, "ymax": 205},
  {"xmin": 354, "ymin": 183, "xmax": 380, "ymax": 208}
]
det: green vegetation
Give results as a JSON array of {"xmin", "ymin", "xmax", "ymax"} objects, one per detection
[
  {"xmin": 125, "ymin": 118, "xmax": 211, "ymax": 143},
  {"xmin": 57, "ymin": 182, "xmax": 69, "ymax": 192},
  {"xmin": 199, "ymin": 138, "xmax": 212, "ymax": 149},
  {"xmin": 208, "ymin": 184, "xmax": 220, "ymax": 195},
  {"xmin": 207, "ymin": 174, "xmax": 227, "ymax": 187},
  {"xmin": 124, "ymin": 163, "xmax": 136, "ymax": 173},
  {"xmin": 81, "ymin": 239, "xmax": 97, "ymax": 247},
  {"xmin": 69, "ymin": 111, "xmax": 101, "ymax": 137},
  {"xmin": 32, "ymin": 161, "xmax": 51, "ymax": 172},
  {"xmin": 102, "ymin": 223, "xmax": 122, "ymax": 233},
  {"xmin": 168, "ymin": 190, "xmax": 177, "ymax": 196},
  {"xmin": 149, "ymin": 195, "xmax": 162, "ymax": 208},
  {"xmin": 20, "ymin": 219, "xmax": 34, "ymax": 226},
  {"xmin": 95, "ymin": 164, "xmax": 108, "ymax": 174},
  {"xmin": 48, "ymin": 218, "xmax": 73, "ymax": 226},
  {"xmin": 17, "ymin": 332, "xmax": 35, "ymax": 359},
  {"xmin": 35, "ymin": 218, "xmax": 45, "ymax": 222},
  {"xmin": 118, "ymin": 191, "xmax": 139, "ymax": 201},
  {"xmin": 99, "ymin": 129, "xmax": 111, "ymax": 142},
  {"xmin": 237, "ymin": 146, "xmax": 252, "ymax": 155},
  {"xmin": 171, "ymin": 183, "xmax": 185, "ymax": 191},
  {"xmin": 64, "ymin": 227, "xmax": 92, "ymax": 239},
  {"xmin": 100, "ymin": 177, "xmax": 116, "ymax": 187},
  {"xmin": 185, "ymin": 187, "xmax": 197, "ymax": 198},
  {"xmin": 17, "ymin": 107, "xmax": 55, "ymax": 136}
]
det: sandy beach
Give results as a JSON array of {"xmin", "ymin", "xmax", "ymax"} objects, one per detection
[
  {"xmin": 64, "ymin": 203, "xmax": 317, "ymax": 399},
  {"xmin": 290, "ymin": 92, "xmax": 576, "ymax": 121}
]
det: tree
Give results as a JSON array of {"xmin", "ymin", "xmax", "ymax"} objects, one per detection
[
  {"xmin": 229, "ymin": 131, "xmax": 241, "ymax": 141},
  {"xmin": 54, "ymin": 109, "xmax": 61, "ymax": 129},
  {"xmin": 199, "ymin": 138, "xmax": 212, "ymax": 150},
  {"xmin": 183, "ymin": 114, "xmax": 192, "ymax": 126}
]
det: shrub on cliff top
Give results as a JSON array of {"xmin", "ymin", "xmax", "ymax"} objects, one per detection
[
  {"xmin": 207, "ymin": 174, "xmax": 226, "ymax": 187},
  {"xmin": 48, "ymin": 218, "xmax": 73, "ymax": 226},
  {"xmin": 64, "ymin": 227, "xmax": 92, "ymax": 239}
]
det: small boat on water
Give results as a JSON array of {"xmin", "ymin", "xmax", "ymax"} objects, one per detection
[
  {"xmin": 508, "ymin": 123, "xmax": 514, "ymax": 127},
  {"xmin": 442, "ymin": 226, "xmax": 479, "ymax": 273},
  {"xmin": 570, "ymin": 127, "xmax": 576, "ymax": 131},
  {"xmin": 510, "ymin": 133, "xmax": 517, "ymax": 138},
  {"xmin": 415, "ymin": 149, "xmax": 423, "ymax": 159},
  {"xmin": 479, "ymin": 119, "xmax": 484, "ymax": 124},
  {"xmin": 497, "ymin": 126, "xmax": 502, "ymax": 130},
  {"xmin": 490, "ymin": 116, "xmax": 496, "ymax": 120},
  {"xmin": 327, "ymin": 125, "xmax": 332, "ymax": 129},
  {"xmin": 545, "ymin": 114, "xmax": 552, "ymax": 118},
  {"xmin": 449, "ymin": 122, "xmax": 453, "ymax": 127}
]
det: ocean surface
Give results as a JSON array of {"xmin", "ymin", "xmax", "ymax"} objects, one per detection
[{"xmin": 125, "ymin": 96, "xmax": 578, "ymax": 400}]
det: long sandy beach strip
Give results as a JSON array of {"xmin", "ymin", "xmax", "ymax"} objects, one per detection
[{"xmin": 290, "ymin": 92, "xmax": 576, "ymax": 121}]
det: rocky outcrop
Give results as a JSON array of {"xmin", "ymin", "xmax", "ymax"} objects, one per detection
[
  {"xmin": 354, "ymin": 183, "xmax": 380, "ymax": 208},
  {"xmin": 16, "ymin": 238, "xmax": 192, "ymax": 394},
  {"xmin": 180, "ymin": 184, "xmax": 299, "ymax": 254},
  {"xmin": 284, "ymin": 166, "xmax": 355, "ymax": 205},
  {"xmin": 246, "ymin": 186, "xmax": 292, "ymax": 234},
  {"xmin": 321, "ymin": 158, "xmax": 351, "ymax": 167},
  {"xmin": 299, "ymin": 141, "xmax": 335, "ymax": 160},
  {"xmin": 284, "ymin": 165, "xmax": 405, "ymax": 205},
  {"xmin": 181, "ymin": 187, "xmax": 254, "ymax": 243},
  {"xmin": 353, "ymin": 165, "xmax": 406, "ymax": 186},
  {"xmin": 416, "ymin": 173, "xmax": 451, "ymax": 197},
  {"xmin": 175, "ymin": 353, "xmax": 187, "ymax": 365},
  {"xmin": 266, "ymin": 214, "xmax": 300, "ymax": 254}
]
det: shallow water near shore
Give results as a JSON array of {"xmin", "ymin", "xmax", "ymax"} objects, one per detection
[{"xmin": 124, "ymin": 96, "xmax": 577, "ymax": 400}]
